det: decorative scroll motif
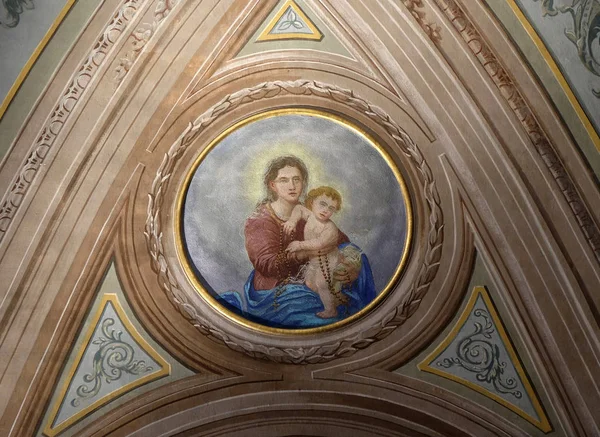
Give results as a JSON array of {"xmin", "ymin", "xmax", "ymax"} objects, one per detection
[
  {"xmin": 0, "ymin": 0, "xmax": 141, "ymax": 245},
  {"xmin": 43, "ymin": 293, "xmax": 170, "ymax": 437},
  {"xmin": 256, "ymin": 0, "xmax": 323, "ymax": 42},
  {"xmin": 70, "ymin": 318, "xmax": 153, "ymax": 407},
  {"xmin": 145, "ymin": 79, "xmax": 444, "ymax": 364},
  {"xmin": 277, "ymin": 7, "xmax": 305, "ymax": 31},
  {"xmin": 0, "ymin": 0, "xmax": 34, "ymax": 28},
  {"xmin": 115, "ymin": 0, "xmax": 180, "ymax": 83},
  {"xmin": 437, "ymin": 308, "xmax": 522, "ymax": 399},
  {"xmin": 432, "ymin": 0, "xmax": 600, "ymax": 264},
  {"xmin": 534, "ymin": 0, "xmax": 600, "ymax": 97},
  {"xmin": 419, "ymin": 286, "xmax": 552, "ymax": 432},
  {"xmin": 401, "ymin": 0, "xmax": 441, "ymax": 43}
]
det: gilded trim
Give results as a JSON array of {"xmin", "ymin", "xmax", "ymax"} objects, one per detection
[
  {"xmin": 175, "ymin": 107, "xmax": 413, "ymax": 335},
  {"xmin": 0, "ymin": 0, "xmax": 76, "ymax": 121},
  {"xmin": 505, "ymin": 0, "xmax": 600, "ymax": 153},
  {"xmin": 418, "ymin": 286, "xmax": 552, "ymax": 433},
  {"xmin": 42, "ymin": 294, "xmax": 171, "ymax": 437},
  {"xmin": 256, "ymin": 0, "xmax": 323, "ymax": 42}
]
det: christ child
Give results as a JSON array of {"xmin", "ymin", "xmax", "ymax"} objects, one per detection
[{"xmin": 284, "ymin": 186, "xmax": 361, "ymax": 318}]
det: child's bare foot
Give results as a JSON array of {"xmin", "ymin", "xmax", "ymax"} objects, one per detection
[{"xmin": 317, "ymin": 308, "xmax": 337, "ymax": 318}]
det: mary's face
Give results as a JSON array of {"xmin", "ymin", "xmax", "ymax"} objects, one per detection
[{"xmin": 269, "ymin": 166, "xmax": 304, "ymax": 204}]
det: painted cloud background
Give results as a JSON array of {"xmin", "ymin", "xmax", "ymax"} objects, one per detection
[{"xmin": 182, "ymin": 114, "xmax": 409, "ymax": 294}]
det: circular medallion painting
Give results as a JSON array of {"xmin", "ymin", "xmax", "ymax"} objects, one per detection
[{"xmin": 178, "ymin": 109, "xmax": 411, "ymax": 332}]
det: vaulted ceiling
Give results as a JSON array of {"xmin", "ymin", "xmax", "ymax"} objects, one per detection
[{"xmin": 0, "ymin": 1, "xmax": 599, "ymax": 436}]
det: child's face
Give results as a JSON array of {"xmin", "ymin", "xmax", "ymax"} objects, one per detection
[{"xmin": 311, "ymin": 195, "xmax": 339, "ymax": 222}]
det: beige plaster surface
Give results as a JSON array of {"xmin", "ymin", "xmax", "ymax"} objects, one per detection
[{"xmin": 0, "ymin": 1, "xmax": 598, "ymax": 436}]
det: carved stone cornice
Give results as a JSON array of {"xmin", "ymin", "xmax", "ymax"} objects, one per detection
[
  {"xmin": 115, "ymin": 0, "xmax": 181, "ymax": 83},
  {"xmin": 0, "ymin": 0, "xmax": 143, "ymax": 245},
  {"xmin": 431, "ymin": 0, "xmax": 600, "ymax": 263},
  {"xmin": 402, "ymin": 0, "xmax": 441, "ymax": 43},
  {"xmin": 145, "ymin": 79, "xmax": 443, "ymax": 364}
]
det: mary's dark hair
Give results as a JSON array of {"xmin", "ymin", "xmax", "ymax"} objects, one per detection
[{"xmin": 263, "ymin": 155, "xmax": 309, "ymax": 201}]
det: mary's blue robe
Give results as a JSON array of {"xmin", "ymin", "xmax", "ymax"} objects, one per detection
[{"xmin": 219, "ymin": 243, "xmax": 376, "ymax": 328}]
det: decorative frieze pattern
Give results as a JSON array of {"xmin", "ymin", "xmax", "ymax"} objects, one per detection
[
  {"xmin": 402, "ymin": 0, "xmax": 441, "ymax": 43},
  {"xmin": 432, "ymin": 0, "xmax": 600, "ymax": 263},
  {"xmin": 0, "ymin": 0, "xmax": 34, "ymax": 28},
  {"xmin": 115, "ymin": 0, "xmax": 180, "ymax": 83},
  {"xmin": 419, "ymin": 286, "xmax": 552, "ymax": 432},
  {"xmin": 436, "ymin": 308, "xmax": 523, "ymax": 399},
  {"xmin": 0, "ymin": 0, "xmax": 142, "ymax": 245},
  {"xmin": 70, "ymin": 317, "xmax": 154, "ymax": 408},
  {"xmin": 533, "ymin": 0, "xmax": 600, "ymax": 97},
  {"xmin": 42, "ymin": 293, "xmax": 170, "ymax": 437}
]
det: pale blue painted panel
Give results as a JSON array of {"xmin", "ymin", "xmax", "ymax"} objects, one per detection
[
  {"xmin": 0, "ymin": 0, "xmax": 70, "ymax": 104},
  {"xmin": 514, "ymin": 0, "xmax": 600, "ymax": 133}
]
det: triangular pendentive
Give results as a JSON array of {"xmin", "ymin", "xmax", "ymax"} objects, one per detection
[
  {"xmin": 235, "ymin": 0, "xmax": 355, "ymax": 61},
  {"xmin": 418, "ymin": 286, "xmax": 551, "ymax": 433},
  {"xmin": 39, "ymin": 261, "xmax": 195, "ymax": 436},
  {"xmin": 257, "ymin": 0, "xmax": 323, "ymax": 42},
  {"xmin": 42, "ymin": 294, "xmax": 170, "ymax": 436}
]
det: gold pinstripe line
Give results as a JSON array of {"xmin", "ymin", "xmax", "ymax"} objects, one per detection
[
  {"xmin": 0, "ymin": 0, "xmax": 76, "ymax": 121},
  {"xmin": 505, "ymin": 0, "xmax": 600, "ymax": 153}
]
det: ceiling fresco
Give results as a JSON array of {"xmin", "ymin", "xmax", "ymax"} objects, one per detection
[{"xmin": 0, "ymin": 1, "xmax": 599, "ymax": 434}]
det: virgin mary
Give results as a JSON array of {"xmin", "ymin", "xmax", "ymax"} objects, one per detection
[{"xmin": 219, "ymin": 155, "xmax": 376, "ymax": 328}]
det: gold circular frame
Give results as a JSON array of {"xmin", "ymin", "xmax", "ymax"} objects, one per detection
[{"xmin": 176, "ymin": 108, "xmax": 413, "ymax": 335}]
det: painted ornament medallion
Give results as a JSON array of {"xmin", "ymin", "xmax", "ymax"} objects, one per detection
[{"xmin": 178, "ymin": 109, "xmax": 411, "ymax": 332}]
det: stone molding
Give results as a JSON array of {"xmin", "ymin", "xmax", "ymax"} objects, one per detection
[
  {"xmin": 0, "ymin": 0, "xmax": 144, "ymax": 245},
  {"xmin": 402, "ymin": 0, "xmax": 441, "ymax": 43},
  {"xmin": 115, "ymin": 0, "xmax": 181, "ymax": 83},
  {"xmin": 431, "ymin": 0, "xmax": 600, "ymax": 263}
]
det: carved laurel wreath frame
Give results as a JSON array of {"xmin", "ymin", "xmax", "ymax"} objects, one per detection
[{"xmin": 144, "ymin": 79, "xmax": 443, "ymax": 364}]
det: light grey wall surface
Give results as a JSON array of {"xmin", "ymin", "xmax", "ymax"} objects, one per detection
[
  {"xmin": 485, "ymin": 0, "xmax": 600, "ymax": 179},
  {"xmin": 0, "ymin": 0, "xmax": 99, "ymax": 160},
  {"xmin": 514, "ymin": 0, "xmax": 600, "ymax": 133},
  {"xmin": 183, "ymin": 113, "xmax": 409, "ymax": 294},
  {"xmin": 0, "ymin": 0, "xmax": 71, "ymax": 106}
]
